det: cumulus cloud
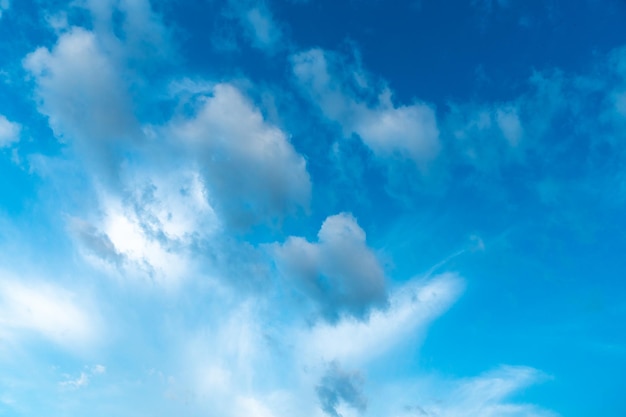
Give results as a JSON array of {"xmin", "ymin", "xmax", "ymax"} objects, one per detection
[
  {"xmin": 272, "ymin": 212, "xmax": 387, "ymax": 321},
  {"xmin": 23, "ymin": 27, "xmax": 137, "ymax": 145},
  {"xmin": 0, "ymin": 115, "xmax": 20, "ymax": 147},
  {"xmin": 292, "ymin": 48, "xmax": 440, "ymax": 168},
  {"xmin": 168, "ymin": 83, "xmax": 311, "ymax": 226},
  {"xmin": 0, "ymin": 275, "xmax": 99, "ymax": 351}
]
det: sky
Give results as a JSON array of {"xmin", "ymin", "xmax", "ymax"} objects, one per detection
[{"xmin": 0, "ymin": 0, "xmax": 625, "ymax": 416}]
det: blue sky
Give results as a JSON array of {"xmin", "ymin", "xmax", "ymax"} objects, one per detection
[{"xmin": 1, "ymin": 0, "xmax": 625, "ymax": 416}]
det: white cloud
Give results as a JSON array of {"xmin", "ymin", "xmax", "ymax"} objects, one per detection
[
  {"xmin": 272, "ymin": 213, "xmax": 387, "ymax": 321},
  {"xmin": 72, "ymin": 186, "xmax": 205, "ymax": 288},
  {"xmin": 0, "ymin": 115, "xmax": 20, "ymax": 147},
  {"xmin": 23, "ymin": 27, "xmax": 137, "ymax": 145},
  {"xmin": 169, "ymin": 82, "xmax": 311, "ymax": 226},
  {"xmin": 60, "ymin": 372, "xmax": 90, "ymax": 390},
  {"xmin": 0, "ymin": 275, "xmax": 99, "ymax": 351},
  {"xmin": 292, "ymin": 48, "xmax": 440, "ymax": 168},
  {"xmin": 298, "ymin": 272, "xmax": 464, "ymax": 366}
]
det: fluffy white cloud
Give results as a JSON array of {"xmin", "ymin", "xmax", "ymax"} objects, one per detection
[
  {"xmin": 273, "ymin": 212, "xmax": 387, "ymax": 321},
  {"xmin": 0, "ymin": 275, "xmax": 100, "ymax": 351},
  {"xmin": 23, "ymin": 27, "xmax": 137, "ymax": 145},
  {"xmin": 292, "ymin": 48, "xmax": 440, "ymax": 168},
  {"xmin": 0, "ymin": 115, "xmax": 20, "ymax": 147},
  {"xmin": 169, "ymin": 82, "xmax": 311, "ymax": 226}
]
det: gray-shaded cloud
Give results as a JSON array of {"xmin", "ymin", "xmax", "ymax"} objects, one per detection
[
  {"xmin": 168, "ymin": 83, "xmax": 311, "ymax": 227},
  {"xmin": 272, "ymin": 212, "xmax": 387, "ymax": 322}
]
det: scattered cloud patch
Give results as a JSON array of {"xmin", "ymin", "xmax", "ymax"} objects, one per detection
[
  {"xmin": 59, "ymin": 364, "xmax": 106, "ymax": 390},
  {"xmin": 224, "ymin": 0, "xmax": 283, "ymax": 52},
  {"xmin": 0, "ymin": 115, "xmax": 20, "ymax": 147},
  {"xmin": 299, "ymin": 272, "xmax": 464, "ymax": 365},
  {"xmin": 446, "ymin": 101, "xmax": 525, "ymax": 170}
]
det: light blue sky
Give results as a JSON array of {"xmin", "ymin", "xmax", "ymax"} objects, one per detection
[{"xmin": 1, "ymin": 0, "xmax": 625, "ymax": 416}]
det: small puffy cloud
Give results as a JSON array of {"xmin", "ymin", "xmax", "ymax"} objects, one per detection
[
  {"xmin": 92, "ymin": 364, "xmax": 106, "ymax": 374},
  {"xmin": 224, "ymin": 0, "xmax": 283, "ymax": 52},
  {"xmin": 59, "ymin": 364, "xmax": 106, "ymax": 390},
  {"xmin": 292, "ymin": 48, "xmax": 440, "ymax": 168},
  {"xmin": 316, "ymin": 362, "xmax": 367, "ymax": 417},
  {"xmin": 272, "ymin": 212, "xmax": 387, "ymax": 321},
  {"xmin": 0, "ymin": 115, "xmax": 20, "ymax": 147},
  {"xmin": 23, "ymin": 27, "xmax": 137, "ymax": 145},
  {"xmin": 169, "ymin": 83, "xmax": 311, "ymax": 227},
  {"xmin": 0, "ymin": 275, "xmax": 99, "ymax": 351},
  {"xmin": 59, "ymin": 372, "xmax": 90, "ymax": 390}
]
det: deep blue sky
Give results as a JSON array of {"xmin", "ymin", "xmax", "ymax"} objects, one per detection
[{"xmin": 1, "ymin": 1, "xmax": 625, "ymax": 416}]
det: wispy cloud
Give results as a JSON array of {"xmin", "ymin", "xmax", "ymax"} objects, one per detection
[
  {"xmin": 0, "ymin": 275, "xmax": 100, "ymax": 352},
  {"xmin": 292, "ymin": 48, "xmax": 441, "ymax": 169}
]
